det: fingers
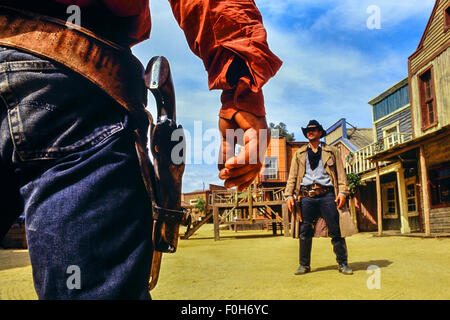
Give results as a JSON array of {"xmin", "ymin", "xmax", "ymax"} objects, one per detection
[
  {"xmin": 219, "ymin": 163, "xmax": 255, "ymax": 180},
  {"xmin": 218, "ymin": 111, "xmax": 270, "ymax": 191},
  {"xmin": 218, "ymin": 117, "xmax": 238, "ymax": 171},
  {"xmin": 336, "ymin": 196, "xmax": 345, "ymax": 209},
  {"xmin": 286, "ymin": 198, "xmax": 294, "ymax": 212},
  {"xmin": 223, "ymin": 167, "xmax": 261, "ymax": 191}
]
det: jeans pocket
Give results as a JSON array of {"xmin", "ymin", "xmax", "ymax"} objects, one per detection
[{"xmin": 0, "ymin": 49, "xmax": 126, "ymax": 162}]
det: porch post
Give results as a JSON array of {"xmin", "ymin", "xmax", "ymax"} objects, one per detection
[
  {"xmin": 396, "ymin": 167, "xmax": 411, "ymax": 234},
  {"xmin": 375, "ymin": 161, "xmax": 383, "ymax": 236},
  {"xmin": 213, "ymin": 205, "xmax": 220, "ymax": 241},
  {"xmin": 419, "ymin": 145, "xmax": 431, "ymax": 236}
]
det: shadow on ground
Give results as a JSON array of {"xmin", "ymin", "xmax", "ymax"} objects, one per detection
[
  {"xmin": 313, "ymin": 259, "xmax": 393, "ymax": 272},
  {"xmin": 185, "ymin": 233, "xmax": 284, "ymax": 241}
]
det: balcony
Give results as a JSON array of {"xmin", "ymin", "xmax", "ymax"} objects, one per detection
[
  {"xmin": 345, "ymin": 132, "xmax": 412, "ymax": 175},
  {"xmin": 260, "ymin": 170, "xmax": 288, "ymax": 183}
]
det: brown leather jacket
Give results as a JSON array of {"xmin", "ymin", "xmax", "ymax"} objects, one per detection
[{"xmin": 284, "ymin": 143, "xmax": 350, "ymax": 199}]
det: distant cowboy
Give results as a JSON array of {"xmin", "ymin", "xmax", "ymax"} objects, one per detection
[{"xmin": 285, "ymin": 120, "xmax": 353, "ymax": 275}]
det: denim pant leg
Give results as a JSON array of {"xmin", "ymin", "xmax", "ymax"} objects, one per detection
[
  {"xmin": 298, "ymin": 197, "xmax": 318, "ymax": 266},
  {"xmin": 0, "ymin": 46, "xmax": 153, "ymax": 299},
  {"xmin": 21, "ymin": 128, "xmax": 153, "ymax": 299},
  {"xmin": 318, "ymin": 192, "xmax": 348, "ymax": 265}
]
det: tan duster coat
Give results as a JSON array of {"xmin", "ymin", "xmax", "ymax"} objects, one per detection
[{"xmin": 284, "ymin": 143, "xmax": 351, "ymax": 237}]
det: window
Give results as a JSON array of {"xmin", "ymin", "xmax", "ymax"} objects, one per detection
[
  {"xmin": 382, "ymin": 182, "xmax": 398, "ymax": 219},
  {"xmin": 189, "ymin": 199, "xmax": 198, "ymax": 205},
  {"xmin": 405, "ymin": 177, "xmax": 418, "ymax": 216},
  {"xmin": 418, "ymin": 67, "xmax": 437, "ymax": 130},
  {"xmin": 382, "ymin": 121, "xmax": 400, "ymax": 148},
  {"xmin": 263, "ymin": 157, "xmax": 278, "ymax": 180},
  {"xmin": 445, "ymin": 4, "xmax": 450, "ymax": 31},
  {"xmin": 429, "ymin": 165, "xmax": 450, "ymax": 208}
]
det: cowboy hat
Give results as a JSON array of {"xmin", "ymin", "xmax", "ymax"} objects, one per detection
[{"xmin": 301, "ymin": 120, "xmax": 326, "ymax": 138}]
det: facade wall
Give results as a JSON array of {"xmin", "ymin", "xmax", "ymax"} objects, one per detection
[
  {"xmin": 374, "ymin": 107, "xmax": 413, "ymax": 141},
  {"xmin": 372, "ymin": 85, "xmax": 410, "ymax": 121},
  {"xmin": 261, "ymin": 137, "xmax": 288, "ymax": 182},
  {"xmin": 424, "ymin": 136, "xmax": 450, "ymax": 232},
  {"xmin": 411, "ymin": 44, "xmax": 450, "ymax": 138},
  {"xmin": 409, "ymin": 0, "xmax": 450, "ymax": 73}
]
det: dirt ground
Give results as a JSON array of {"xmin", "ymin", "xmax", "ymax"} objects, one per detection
[{"xmin": 1, "ymin": 224, "xmax": 449, "ymax": 300}]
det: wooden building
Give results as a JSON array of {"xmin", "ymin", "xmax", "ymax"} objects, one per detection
[
  {"xmin": 257, "ymin": 137, "xmax": 307, "ymax": 188},
  {"xmin": 344, "ymin": 79, "xmax": 416, "ymax": 233},
  {"xmin": 325, "ymin": 118, "xmax": 373, "ymax": 170},
  {"xmin": 371, "ymin": 0, "xmax": 450, "ymax": 235},
  {"xmin": 325, "ymin": 118, "xmax": 374, "ymax": 231},
  {"xmin": 346, "ymin": 0, "xmax": 450, "ymax": 235}
]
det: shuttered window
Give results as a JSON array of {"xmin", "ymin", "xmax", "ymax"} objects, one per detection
[{"xmin": 418, "ymin": 67, "xmax": 437, "ymax": 130}]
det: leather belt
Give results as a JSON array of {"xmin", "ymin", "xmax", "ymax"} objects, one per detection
[
  {"xmin": 300, "ymin": 184, "xmax": 334, "ymax": 198},
  {"xmin": 0, "ymin": 5, "xmax": 148, "ymax": 131}
]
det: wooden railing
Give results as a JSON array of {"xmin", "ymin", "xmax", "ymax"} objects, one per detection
[
  {"xmin": 260, "ymin": 170, "xmax": 288, "ymax": 182},
  {"xmin": 345, "ymin": 132, "xmax": 412, "ymax": 175},
  {"xmin": 210, "ymin": 186, "xmax": 285, "ymax": 205}
]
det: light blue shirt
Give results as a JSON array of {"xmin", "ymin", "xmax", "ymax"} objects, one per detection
[{"xmin": 300, "ymin": 152, "xmax": 333, "ymax": 187}]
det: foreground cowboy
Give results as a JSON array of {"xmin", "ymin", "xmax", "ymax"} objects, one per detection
[
  {"xmin": 0, "ymin": 0, "xmax": 281, "ymax": 299},
  {"xmin": 285, "ymin": 120, "xmax": 353, "ymax": 275}
]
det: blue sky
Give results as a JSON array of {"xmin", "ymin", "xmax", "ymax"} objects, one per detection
[{"xmin": 131, "ymin": 0, "xmax": 436, "ymax": 193}]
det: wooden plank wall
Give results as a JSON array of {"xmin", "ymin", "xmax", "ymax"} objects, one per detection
[
  {"xmin": 375, "ymin": 108, "xmax": 413, "ymax": 140},
  {"xmin": 410, "ymin": 48, "xmax": 450, "ymax": 138},
  {"xmin": 410, "ymin": 0, "xmax": 450, "ymax": 73}
]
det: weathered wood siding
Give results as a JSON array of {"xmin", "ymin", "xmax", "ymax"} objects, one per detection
[
  {"xmin": 430, "ymin": 207, "xmax": 450, "ymax": 233},
  {"xmin": 411, "ymin": 47, "xmax": 450, "ymax": 138},
  {"xmin": 326, "ymin": 126, "xmax": 344, "ymax": 145},
  {"xmin": 375, "ymin": 107, "xmax": 413, "ymax": 141},
  {"xmin": 409, "ymin": 0, "xmax": 450, "ymax": 74},
  {"xmin": 373, "ymin": 85, "xmax": 410, "ymax": 121},
  {"xmin": 418, "ymin": 136, "xmax": 450, "ymax": 233}
]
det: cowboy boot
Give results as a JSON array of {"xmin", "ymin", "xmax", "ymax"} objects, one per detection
[
  {"xmin": 295, "ymin": 238, "xmax": 312, "ymax": 275},
  {"xmin": 332, "ymin": 237, "xmax": 353, "ymax": 275}
]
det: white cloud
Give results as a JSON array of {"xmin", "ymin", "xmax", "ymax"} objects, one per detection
[{"xmin": 256, "ymin": 0, "xmax": 436, "ymax": 32}]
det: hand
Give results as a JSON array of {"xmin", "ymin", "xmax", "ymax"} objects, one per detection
[
  {"xmin": 286, "ymin": 197, "xmax": 295, "ymax": 213},
  {"xmin": 218, "ymin": 111, "xmax": 270, "ymax": 191},
  {"xmin": 335, "ymin": 195, "xmax": 346, "ymax": 209}
]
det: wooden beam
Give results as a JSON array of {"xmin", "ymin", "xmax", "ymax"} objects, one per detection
[
  {"xmin": 419, "ymin": 145, "xmax": 431, "ymax": 236},
  {"xmin": 213, "ymin": 201, "xmax": 285, "ymax": 208},
  {"xmin": 248, "ymin": 184, "xmax": 253, "ymax": 220},
  {"xmin": 213, "ymin": 206, "xmax": 220, "ymax": 241},
  {"xmin": 375, "ymin": 162, "xmax": 383, "ymax": 236},
  {"xmin": 396, "ymin": 167, "xmax": 411, "ymax": 234}
]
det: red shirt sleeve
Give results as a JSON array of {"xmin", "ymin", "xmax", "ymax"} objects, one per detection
[{"xmin": 168, "ymin": 0, "xmax": 282, "ymax": 120}]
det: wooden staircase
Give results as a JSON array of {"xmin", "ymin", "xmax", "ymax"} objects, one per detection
[{"xmin": 181, "ymin": 212, "xmax": 213, "ymax": 239}]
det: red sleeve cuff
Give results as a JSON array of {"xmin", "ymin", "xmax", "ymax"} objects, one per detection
[{"xmin": 219, "ymin": 78, "xmax": 265, "ymax": 120}]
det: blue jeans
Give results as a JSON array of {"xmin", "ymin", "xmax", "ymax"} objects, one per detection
[
  {"xmin": 299, "ymin": 191, "xmax": 348, "ymax": 266},
  {"xmin": 0, "ymin": 46, "xmax": 153, "ymax": 299}
]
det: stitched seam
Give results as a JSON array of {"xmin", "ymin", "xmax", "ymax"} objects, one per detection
[{"xmin": 17, "ymin": 122, "xmax": 124, "ymax": 161}]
